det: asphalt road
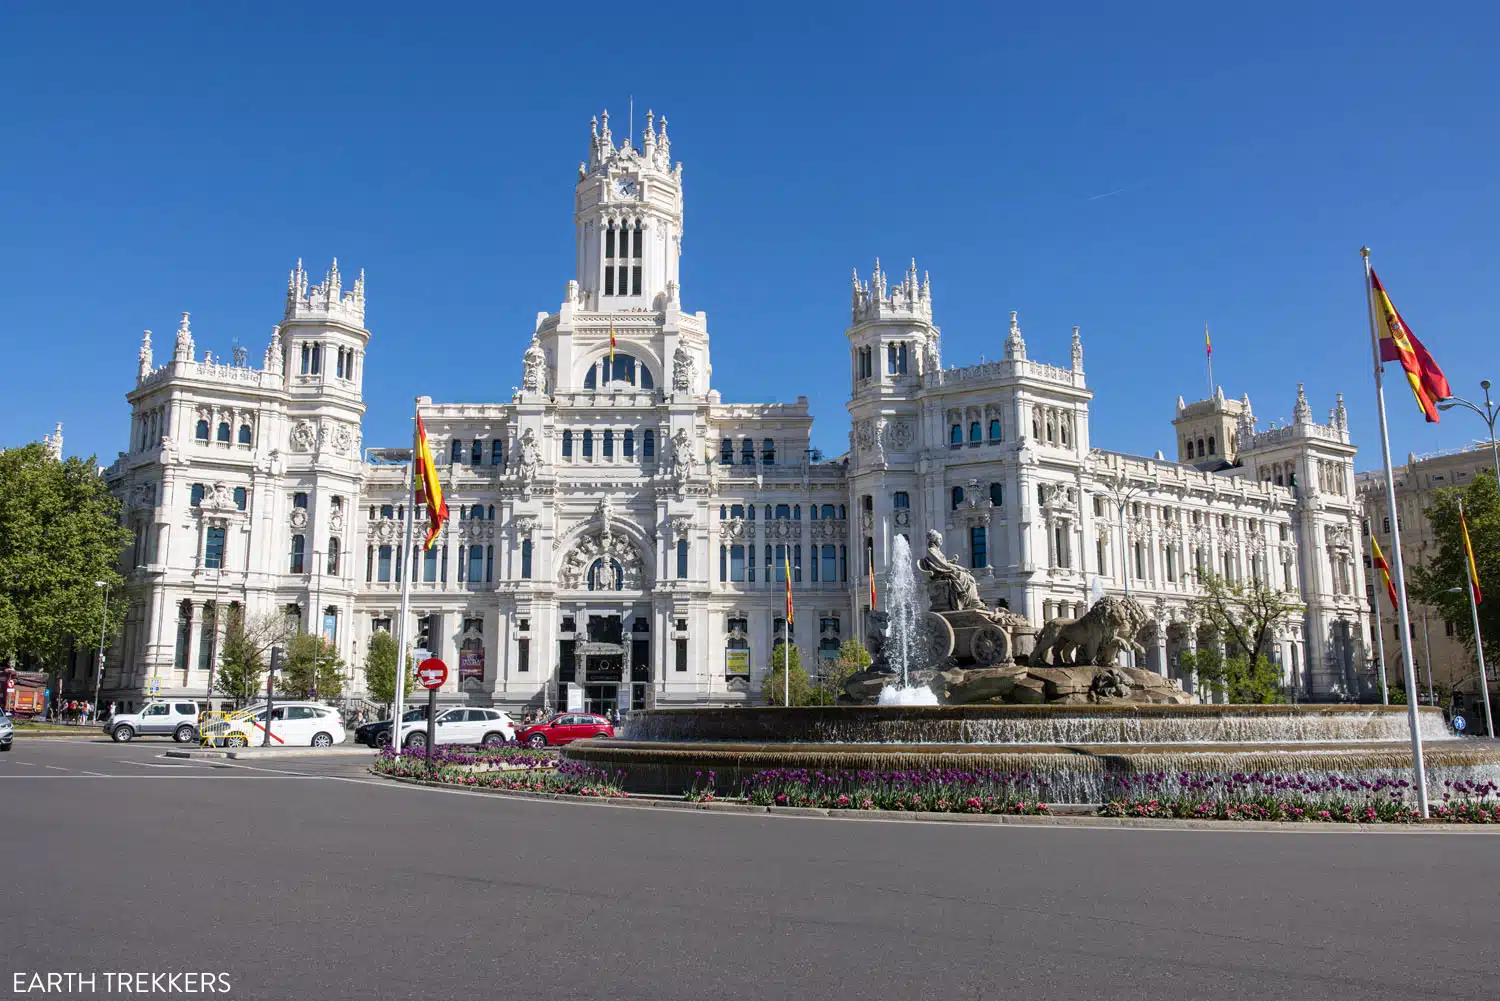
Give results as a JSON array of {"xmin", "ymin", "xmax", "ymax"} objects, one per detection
[{"xmin": 3, "ymin": 739, "xmax": 1498, "ymax": 1001}]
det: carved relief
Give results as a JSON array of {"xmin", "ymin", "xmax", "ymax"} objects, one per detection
[
  {"xmin": 290, "ymin": 421, "xmax": 315, "ymax": 451},
  {"xmin": 887, "ymin": 421, "xmax": 914, "ymax": 450}
]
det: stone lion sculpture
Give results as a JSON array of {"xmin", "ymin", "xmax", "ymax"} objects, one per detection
[{"xmin": 1032, "ymin": 595, "xmax": 1149, "ymax": 667}]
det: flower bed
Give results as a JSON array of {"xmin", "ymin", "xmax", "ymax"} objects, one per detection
[
  {"xmin": 1099, "ymin": 772, "xmax": 1500, "ymax": 823},
  {"xmin": 373, "ymin": 745, "xmax": 626, "ymax": 797},
  {"xmin": 685, "ymin": 767, "xmax": 1053, "ymax": 815}
]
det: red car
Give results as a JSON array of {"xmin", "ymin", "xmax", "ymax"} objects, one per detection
[{"xmin": 515, "ymin": 713, "xmax": 614, "ymax": 747}]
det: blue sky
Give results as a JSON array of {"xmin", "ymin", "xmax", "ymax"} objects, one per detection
[{"xmin": 2, "ymin": 2, "xmax": 1496, "ymax": 469}]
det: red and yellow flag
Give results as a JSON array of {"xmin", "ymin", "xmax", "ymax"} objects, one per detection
[
  {"xmin": 608, "ymin": 321, "xmax": 616, "ymax": 369},
  {"xmin": 868, "ymin": 550, "xmax": 878, "ymax": 612},
  {"xmin": 1371, "ymin": 536, "xmax": 1399, "ymax": 612},
  {"xmin": 414, "ymin": 413, "xmax": 448, "ymax": 550},
  {"xmin": 1204, "ymin": 324, "xmax": 1212, "ymax": 358},
  {"xmin": 1461, "ymin": 505, "xmax": 1482, "ymax": 605},
  {"xmin": 784, "ymin": 551, "xmax": 794, "ymax": 626},
  {"xmin": 1371, "ymin": 268, "xmax": 1451, "ymax": 423}
]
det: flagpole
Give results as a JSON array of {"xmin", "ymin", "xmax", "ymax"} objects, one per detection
[
  {"xmin": 390, "ymin": 399, "xmax": 420, "ymax": 752},
  {"xmin": 1459, "ymin": 497, "xmax": 1493, "ymax": 736},
  {"xmin": 1205, "ymin": 322, "xmax": 1214, "ymax": 398},
  {"xmin": 1362, "ymin": 247, "xmax": 1429, "ymax": 816},
  {"xmin": 783, "ymin": 617, "xmax": 789, "ymax": 707},
  {"xmin": 1371, "ymin": 546, "xmax": 1390, "ymax": 705}
]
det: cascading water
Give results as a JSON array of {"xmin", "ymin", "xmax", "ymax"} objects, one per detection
[{"xmin": 877, "ymin": 534, "xmax": 939, "ymax": 706}]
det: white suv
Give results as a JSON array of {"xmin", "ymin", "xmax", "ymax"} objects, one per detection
[
  {"xmin": 398, "ymin": 707, "xmax": 515, "ymax": 750},
  {"xmin": 107, "ymin": 701, "xmax": 202, "ymax": 743}
]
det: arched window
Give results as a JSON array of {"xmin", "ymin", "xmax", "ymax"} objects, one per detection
[
  {"xmin": 582, "ymin": 430, "xmax": 594, "ymax": 459},
  {"xmin": 989, "ymin": 482, "xmax": 1003, "ymax": 506},
  {"xmin": 720, "ymin": 440, "xmax": 734, "ymax": 464},
  {"xmin": 584, "ymin": 352, "xmax": 654, "ymax": 390},
  {"xmin": 623, "ymin": 430, "xmax": 634, "ymax": 458},
  {"xmin": 216, "ymin": 422, "xmax": 231, "ymax": 443},
  {"xmin": 471, "ymin": 439, "xmax": 483, "ymax": 465},
  {"xmin": 969, "ymin": 422, "xmax": 981, "ymax": 443},
  {"xmin": 450, "ymin": 439, "xmax": 463, "ymax": 463},
  {"xmin": 1060, "ymin": 417, "xmax": 1071, "ymax": 446},
  {"xmin": 491, "ymin": 440, "xmax": 504, "ymax": 465},
  {"xmin": 233, "ymin": 487, "xmax": 247, "ymax": 511},
  {"xmin": 603, "ymin": 430, "xmax": 614, "ymax": 459},
  {"xmin": 950, "ymin": 424, "xmax": 962, "ymax": 446},
  {"xmin": 839, "ymin": 505, "xmax": 847, "ymax": 520},
  {"xmin": 190, "ymin": 483, "xmax": 205, "ymax": 506},
  {"xmin": 762, "ymin": 438, "xmax": 776, "ymax": 465},
  {"xmin": 589, "ymin": 557, "xmax": 625, "ymax": 591},
  {"xmin": 195, "ymin": 420, "xmax": 210, "ymax": 442},
  {"xmin": 643, "ymin": 429, "xmax": 655, "ymax": 458},
  {"xmin": 747, "ymin": 504, "xmax": 756, "ymax": 520},
  {"xmin": 822, "ymin": 504, "xmax": 838, "ymax": 519},
  {"xmin": 741, "ymin": 438, "xmax": 755, "ymax": 464},
  {"xmin": 793, "ymin": 504, "xmax": 801, "ymax": 520},
  {"xmin": 719, "ymin": 504, "xmax": 727, "ymax": 520},
  {"xmin": 487, "ymin": 504, "xmax": 494, "ymax": 520},
  {"xmin": 326, "ymin": 538, "xmax": 340, "ymax": 575},
  {"xmin": 237, "ymin": 424, "xmax": 252, "ymax": 445},
  {"xmin": 309, "ymin": 344, "xmax": 321, "ymax": 374},
  {"xmin": 775, "ymin": 504, "xmax": 791, "ymax": 520},
  {"xmin": 989, "ymin": 418, "xmax": 1002, "ymax": 441},
  {"xmin": 951, "ymin": 486, "xmax": 964, "ymax": 510},
  {"xmin": 1207, "ymin": 436, "xmax": 1216, "ymax": 455},
  {"xmin": 562, "ymin": 430, "xmax": 573, "ymax": 457}
]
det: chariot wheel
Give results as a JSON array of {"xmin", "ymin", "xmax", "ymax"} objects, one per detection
[
  {"xmin": 968, "ymin": 624, "xmax": 1012, "ymax": 666},
  {"xmin": 913, "ymin": 612, "xmax": 956, "ymax": 667}
]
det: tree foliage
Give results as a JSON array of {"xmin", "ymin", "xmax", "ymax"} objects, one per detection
[
  {"xmin": 363, "ymin": 629, "xmax": 414, "ymax": 706},
  {"xmin": 763, "ymin": 641, "xmax": 812, "ymax": 706},
  {"xmin": 1409, "ymin": 472, "xmax": 1500, "ymax": 680},
  {"xmin": 805, "ymin": 639, "xmax": 871, "ymax": 705},
  {"xmin": 0, "ymin": 443, "xmax": 132, "ymax": 673},
  {"xmin": 1179, "ymin": 647, "xmax": 1288, "ymax": 704},
  {"xmin": 215, "ymin": 610, "xmax": 294, "ymax": 705},
  {"xmin": 277, "ymin": 632, "xmax": 345, "ymax": 700},
  {"xmin": 1189, "ymin": 570, "xmax": 1301, "ymax": 663}
]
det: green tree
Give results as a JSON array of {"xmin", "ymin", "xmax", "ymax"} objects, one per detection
[
  {"xmin": 807, "ymin": 639, "xmax": 871, "ymax": 705},
  {"xmin": 214, "ymin": 610, "xmax": 294, "ymax": 706},
  {"xmin": 0, "ymin": 443, "xmax": 132, "ymax": 680},
  {"xmin": 277, "ymin": 632, "xmax": 345, "ymax": 700},
  {"xmin": 763, "ymin": 641, "xmax": 812, "ymax": 706},
  {"xmin": 1177, "ymin": 647, "xmax": 1287, "ymax": 704},
  {"xmin": 363, "ymin": 629, "xmax": 414, "ymax": 707},
  {"xmin": 1410, "ymin": 472, "xmax": 1500, "ymax": 675}
]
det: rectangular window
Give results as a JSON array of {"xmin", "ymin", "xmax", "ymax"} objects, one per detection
[
  {"xmin": 602, "ymin": 430, "xmax": 614, "ymax": 458},
  {"xmin": 582, "ymin": 431, "xmax": 593, "ymax": 459},
  {"xmin": 521, "ymin": 539, "xmax": 533, "ymax": 579},
  {"xmin": 632, "ymin": 266, "xmax": 642, "ymax": 296},
  {"xmin": 604, "ymin": 267, "xmax": 614, "ymax": 296},
  {"xmin": 675, "ymin": 638, "xmax": 688, "ymax": 672},
  {"xmin": 518, "ymin": 638, "xmax": 530, "ymax": 673},
  {"xmin": 205, "ymin": 526, "xmax": 226, "ymax": 570},
  {"xmin": 793, "ymin": 544, "xmax": 803, "ymax": 582},
  {"xmin": 676, "ymin": 539, "xmax": 689, "ymax": 579},
  {"xmin": 970, "ymin": 527, "xmax": 986, "ymax": 569},
  {"xmin": 821, "ymin": 545, "xmax": 836, "ymax": 583},
  {"xmin": 643, "ymin": 430, "xmax": 655, "ymax": 458},
  {"xmin": 423, "ymin": 546, "xmax": 438, "ymax": 582},
  {"xmin": 377, "ymin": 545, "xmax": 392, "ymax": 582},
  {"xmin": 730, "ymin": 544, "xmax": 745, "ymax": 582},
  {"xmin": 774, "ymin": 545, "xmax": 787, "ymax": 582},
  {"xmin": 289, "ymin": 535, "xmax": 305, "ymax": 574}
]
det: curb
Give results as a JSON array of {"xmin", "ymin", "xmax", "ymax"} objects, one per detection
[
  {"xmin": 364, "ymin": 769, "xmax": 1500, "ymax": 834},
  {"xmin": 166, "ymin": 747, "xmax": 377, "ymax": 761}
]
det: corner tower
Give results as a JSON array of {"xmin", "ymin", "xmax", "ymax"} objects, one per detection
[{"xmin": 574, "ymin": 109, "xmax": 684, "ymax": 311}]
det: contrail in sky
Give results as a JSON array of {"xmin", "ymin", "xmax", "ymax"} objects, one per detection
[{"xmin": 1087, "ymin": 185, "xmax": 1133, "ymax": 202}]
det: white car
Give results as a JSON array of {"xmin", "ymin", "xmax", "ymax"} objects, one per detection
[
  {"xmin": 218, "ymin": 702, "xmax": 347, "ymax": 748},
  {"xmin": 106, "ymin": 700, "xmax": 203, "ymax": 743},
  {"xmin": 397, "ymin": 707, "xmax": 515, "ymax": 750}
]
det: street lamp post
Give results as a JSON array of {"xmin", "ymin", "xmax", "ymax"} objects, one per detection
[
  {"xmin": 1437, "ymin": 380, "xmax": 1500, "ymax": 485},
  {"xmin": 93, "ymin": 581, "xmax": 108, "ymax": 716}
]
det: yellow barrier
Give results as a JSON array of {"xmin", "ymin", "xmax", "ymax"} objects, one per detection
[{"xmin": 198, "ymin": 709, "xmax": 257, "ymax": 748}]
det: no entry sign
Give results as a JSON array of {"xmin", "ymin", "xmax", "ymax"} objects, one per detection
[{"xmin": 417, "ymin": 658, "xmax": 448, "ymax": 690}]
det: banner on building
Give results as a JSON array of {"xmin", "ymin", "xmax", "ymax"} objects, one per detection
[
  {"xmin": 725, "ymin": 649, "xmax": 750, "ymax": 679},
  {"xmin": 459, "ymin": 648, "xmax": 485, "ymax": 682}
]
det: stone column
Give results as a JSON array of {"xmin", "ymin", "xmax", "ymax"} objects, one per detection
[
  {"xmin": 1184, "ymin": 630, "xmax": 1199, "ymax": 697},
  {"xmin": 1154, "ymin": 626, "xmax": 1169, "ymax": 679},
  {"xmin": 183, "ymin": 601, "xmax": 203, "ymax": 693}
]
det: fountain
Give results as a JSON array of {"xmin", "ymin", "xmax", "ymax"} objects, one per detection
[{"xmin": 564, "ymin": 531, "xmax": 1500, "ymax": 801}]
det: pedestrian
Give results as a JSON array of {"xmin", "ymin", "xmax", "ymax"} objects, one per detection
[{"xmin": 107, "ymin": 701, "xmax": 116, "ymax": 721}]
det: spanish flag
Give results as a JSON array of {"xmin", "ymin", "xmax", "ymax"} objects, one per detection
[
  {"xmin": 1461, "ymin": 503, "xmax": 1482, "ymax": 605},
  {"xmin": 1371, "ymin": 536, "xmax": 1399, "ymax": 613},
  {"xmin": 1371, "ymin": 268, "xmax": 1450, "ymax": 423},
  {"xmin": 868, "ymin": 550, "xmax": 878, "ymax": 612},
  {"xmin": 1204, "ymin": 323, "xmax": 1212, "ymax": 358},
  {"xmin": 608, "ymin": 321, "xmax": 616, "ymax": 369},
  {"xmin": 784, "ymin": 551, "xmax": 794, "ymax": 626},
  {"xmin": 414, "ymin": 413, "xmax": 448, "ymax": 550}
]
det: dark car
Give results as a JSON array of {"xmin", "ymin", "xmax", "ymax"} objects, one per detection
[
  {"xmin": 355, "ymin": 706, "xmax": 429, "ymax": 747},
  {"xmin": 513, "ymin": 713, "xmax": 614, "ymax": 748}
]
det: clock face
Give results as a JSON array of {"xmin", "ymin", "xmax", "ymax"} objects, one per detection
[{"xmin": 614, "ymin": 178, "xmax": 637, "ymax": 197}]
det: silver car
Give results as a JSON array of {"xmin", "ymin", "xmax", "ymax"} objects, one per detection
[{"xmin": 106, "ymin": 700, "xmax": 203, "ymax": 742}]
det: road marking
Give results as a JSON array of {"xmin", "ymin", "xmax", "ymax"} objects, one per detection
[
  {"xmin": 117, "ymin": 759, "xmax": 194, "ymax": 768},
  {"xmin": 42, "ymin": 764, "xmax": 70, "ymax": 772}
]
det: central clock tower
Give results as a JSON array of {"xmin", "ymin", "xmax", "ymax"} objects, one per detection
[{"xmin": 574, "ymin": 108, "xmax": 684, "ymax": 311}]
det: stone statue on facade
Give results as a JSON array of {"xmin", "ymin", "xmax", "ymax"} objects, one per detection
[
  {"xmin": 918, "ymin": 529, "xmax": 984, "ymax": 612},
  {"xmin": 667, "ymin": 429, "xmax": 696, "ymax": 480},
  {"xmin": 522, "ymin": 335, "xmax": 547, "ymax": 393},
  {"xmin": 672, "ymin": 344, "xmax": 695, "ymax": 393},
  {"xmin": 516, "ymin": 428, "xmax": 541, "ymax": 481}
]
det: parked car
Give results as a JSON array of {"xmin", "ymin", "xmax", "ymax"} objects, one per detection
[
  {"xmin": 214, "ymin": 702, "xmax": 347, "ymax": 748},
  {"xmin": 513, "ymin": 713, "xmax": 614, "ymax": 748},
  {"xmin": 397, "ymin": 707, "xmax": 515, "ymax": 750},
  {"xmin": 106, "ymin": 700, "xmax": 203, "ymax": 743},
  {"xmin": 0, "ymin": 713, "xmax": 13, "ymax": 751},
  {"xmin": 354, "ymin": 706, "xmax": 430, "ymax": 747}
]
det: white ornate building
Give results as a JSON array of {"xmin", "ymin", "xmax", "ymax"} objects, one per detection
[{"xmin": 102, "ymin": 112, "xmax": 1375, "ymax": 712}]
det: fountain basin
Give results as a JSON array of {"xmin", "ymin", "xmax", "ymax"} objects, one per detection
[{"xmin": 560, "ymin": 705, "xmax": 1500, "ymax": 802}]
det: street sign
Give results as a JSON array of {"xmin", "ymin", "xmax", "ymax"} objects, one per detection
[
  {"xmin": 146, "ymin": 677, "xmax": 162, "ymax": 697},
  {"xmin": 417, "ymin": 658, "xmax": 448, "ymax": 690},
  {"xmin": 1454, "ymin": 715, "xmax": 1468, "ymax": 732}
]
